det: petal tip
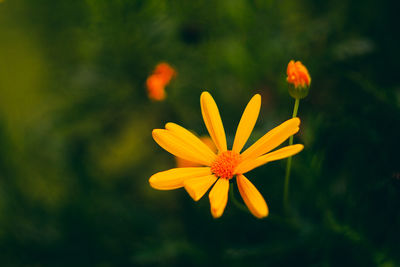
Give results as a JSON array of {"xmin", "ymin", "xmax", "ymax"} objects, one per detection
[
  {"xmin": 148, "ymin": 175, "xmax": 162, "ymax": 190},
  {"xmin": 200, "ymin": 91, "xmax": 211, "ymax": 99},
  {"xmin": 293, "ymin": 117, "xmax": 301, "ymax": 125},
  {"xmin": 211, "ymin": 208, "xmax": 223, "ymax": 218},
  {"xmin": 251, "ymin": 94, "xmax": 262, "ymax": 108},
  {"xmin": 253, "ymin": 94, "xmax": 261, "ymax": 101},
  {"xmin": 151, "ymin": 129, "xmax": 161, "ymax": 139},
  {"xmin": 148, "ymin": 176, "xmax": 155, "ymax": 186},
  {"xmin": 184, "ymin": 185, "xmax": 201, "ymax": 201},
  {"xmin": 201, "ymin": 91, "xmax": 215, "ymax": 104},
  {"xmin": 256, "ymin": 210, "xmax": 269, "ymax": 219},
  {"xmin": 164, "ymin": 122, "xmax": 174, "ymax": 129}
]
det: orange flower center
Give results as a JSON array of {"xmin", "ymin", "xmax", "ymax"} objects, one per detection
[{"xmin": 211, "ymin": 151, "xmax": 241, "ymax": 179}]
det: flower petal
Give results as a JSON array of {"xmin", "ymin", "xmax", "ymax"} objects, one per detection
[
  {"xmin": 152, "ymin": 129, "xmax": 212, "ymax": 165},
  {"xmin": 259, "ymin": 144, "xmax": 304, "ymax": 162},
  {"xmin": 240, "ymin": 118, "xmax": 300, "ymax": 161},
  {"xmin": 165, "ymin": 123, "xmax": 217, "ymax": 163},
  {"xmin": 236, "ymin": 174, "xmax": 268, "ymax": 218},
  {"xmin": 184, "ymin": 175, "xmax": 217, "ymax": 201},
  {"xmin": 232, "ymin": 94, "xmax": 261, "ymax": 153},
  {"xmin": 149, "ymin": 167, "xmax": 212, "ymax": 190},
  {"xmin": 209, "ymin": 178, "xmax": 229, "ymax": 218},
  {"xmin": 235, "ymin": 144, "xmax": 304, "ymax": 174},
  {"xmin": 200, "ymin": 91, "xmax": 227, "ymax": 153}
]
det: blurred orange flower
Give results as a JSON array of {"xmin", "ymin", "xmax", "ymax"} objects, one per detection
[
  {"xmin": 146, "ymin": 62, "xmax": 176, "ymax": 101},
  {"xmin": 286, "ymin": 60, "xmax": 311, "ymax": 89}
]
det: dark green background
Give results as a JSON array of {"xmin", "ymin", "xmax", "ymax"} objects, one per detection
[{"xmin": 0, "ymin": 0, "xmax": 399, "ymax": 266}]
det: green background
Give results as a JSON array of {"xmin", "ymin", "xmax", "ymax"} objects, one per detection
[{"xmin": 0, "ymin": 0, "xmax": 399, "ymax": 266}]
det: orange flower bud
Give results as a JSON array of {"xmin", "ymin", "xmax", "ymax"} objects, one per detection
[
  {"xmin": 146, "ymin": 62, "xmax": 176, "ymax": 101},
  {"xmin": 153, "ymin": 62, "xmax": 176, "ymax": 84},
  {"xmin": 287, "ymin": 60, "xmax": 311, "ymax": 88},
  {"xmin": 286, "ymin": 60, "xmax": 311, "ymax": 99},
  {"xmin": 146, "ymin": 75, "xmax": 166, "ymax": 101}
]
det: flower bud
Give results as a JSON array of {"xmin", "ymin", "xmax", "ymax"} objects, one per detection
[
  {"xmin": 286, "ymin": 60, "xmax": 311, "ymax": 99},
  {"xmin": 146, "ymin": 62, "xmax": 176, "ymax": 101}
]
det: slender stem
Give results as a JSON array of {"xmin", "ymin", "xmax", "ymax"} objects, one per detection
[
  {"xmin": 283, "ymin": 98, "xmax": 300, "ymax": 212},
  {"xmin": 292, "ymin": 98, "xmax": 300, "ymax": 118},
  {"xmin": 229, "ymin": 183, "xmax": 249, "ymax": 213}
]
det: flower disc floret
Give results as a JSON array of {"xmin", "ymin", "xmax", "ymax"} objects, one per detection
[{"xmin": 210, "ymin": 151, "xmax": 241, "ymax": 179}]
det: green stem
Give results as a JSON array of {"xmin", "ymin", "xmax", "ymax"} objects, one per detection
[
  {"xmin": 292, "ymin": 98, "xmax": 300, "ymax": 118},
  {"xmin": 229, "ymin": 183, "xmax": 249, "ymax": 213},
  {"xmin": 283, "ymin": 98, "xmax": 300, "ymax": 212}
]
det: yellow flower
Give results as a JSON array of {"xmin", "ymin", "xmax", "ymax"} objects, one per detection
[{"xmin": 150, "ymin": 92, "xmax": 303, "ymax": 218}]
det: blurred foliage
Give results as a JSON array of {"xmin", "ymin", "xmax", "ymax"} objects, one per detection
[{"xmin": 0, "ymin": 0, "xmax": 399, "ymax": 266}]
